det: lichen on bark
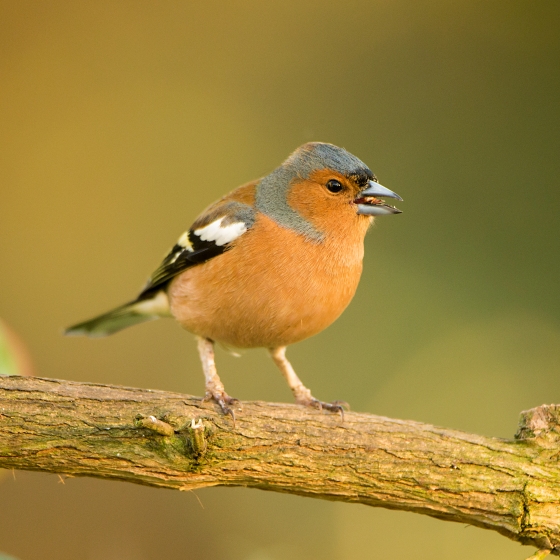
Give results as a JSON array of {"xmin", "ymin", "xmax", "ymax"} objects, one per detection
[{"xmin": 0, "ymin": 376, "xmax": 559, "ymax": 555}]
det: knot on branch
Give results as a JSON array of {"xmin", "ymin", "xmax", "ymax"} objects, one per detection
[
  {"xmin": 133, "ymin": 413, "xmax": 209, "ymax": 461},
  {"xmin": 188, "ymin": 418, "xmax": 207, "ymax": 458},
  {"xmin": 2, "ymin": 376, "xmax": 560, "ymax": 555},
  {"xmin": 516, "ymin": 404, "xmax": 560, "ymax": 444},
  {"xmin": 135, "ymin": 415, "xmax": 175, "ymax": 436}
]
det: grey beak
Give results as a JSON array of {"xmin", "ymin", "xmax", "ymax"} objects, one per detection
[
  {"xmin": 355, "ymin": 181, "xmax": 403, "ymax": 216},
  {"xmin": 357, "ymin": 204, "xmax": 402, "ymax": 216},
  {"xmin": 360, "ymin": 181, "xmax": 403, "ymax": 201}
]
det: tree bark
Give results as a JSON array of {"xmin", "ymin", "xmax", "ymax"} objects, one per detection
[{"xmin": 1, "ymin": 376, "xmax": 559, "ymax": 555}]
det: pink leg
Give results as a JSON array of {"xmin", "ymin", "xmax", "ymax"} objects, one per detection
[
  {"xmin": 196, "ymin": 336, "xmax": 238, "ymax": 420},
  {"xmin": 269, "ymin": 346, "xmax": 347, "ymax": 418}
]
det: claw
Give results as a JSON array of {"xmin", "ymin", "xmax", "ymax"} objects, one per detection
[
  {"xmin": 331, "ymin": 400, "xmax": 350, "ymax": 411},
  {"xmin": 202, "ymin": 390, "xmax": 240, "ymax": 424},
  {"xmin": 301, "ymin": 398, "xmax": 348, "ymax": 422},
  {"xmin": 225, "ymin": 406, "xmax": 236, "ymax": 425}
]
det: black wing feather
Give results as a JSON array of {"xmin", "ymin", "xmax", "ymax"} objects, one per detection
[
  {"xmin": 138, "ymin": 236, "xmax": 226, "ymax": 297},
  {"xmin": 138, "ymin": 201, "xmax": 255, "ymax": 298}
]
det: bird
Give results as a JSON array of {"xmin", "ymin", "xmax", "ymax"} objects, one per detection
[{"xmin": 66, "ymin": 142, "xmax": 402, "ymax": 419}]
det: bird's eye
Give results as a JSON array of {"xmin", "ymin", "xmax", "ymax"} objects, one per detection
[{"xmin": 326, "ymin": 179, "xmax": 343, "ymax": 193}]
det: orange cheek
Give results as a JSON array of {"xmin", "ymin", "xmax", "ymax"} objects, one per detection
[{"xmin": 286, "ymin": 177, "xmax": 364, "ymax": 237}]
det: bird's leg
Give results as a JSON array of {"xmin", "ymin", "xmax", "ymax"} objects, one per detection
[
  {"xmin": 196, "ymin": 336, "xmax": 238, "ymax": 420},
  {"xmin": 269, "ymin": 346, "xmax": 347, "ymax": 419}
]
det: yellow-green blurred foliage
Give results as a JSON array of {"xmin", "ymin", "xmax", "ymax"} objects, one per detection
[{"xmin": 1, "ymin": 1, "xmax": 559, "ymax": 559}]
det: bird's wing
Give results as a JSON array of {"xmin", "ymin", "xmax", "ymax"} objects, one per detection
[{"xmin": 138, "ymin": 199, "xmax": 256, "ymax": 297}]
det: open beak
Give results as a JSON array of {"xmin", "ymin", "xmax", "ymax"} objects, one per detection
[{"xmin": 355, "ymin": 181, "xmax": 403, "ymax": 216}]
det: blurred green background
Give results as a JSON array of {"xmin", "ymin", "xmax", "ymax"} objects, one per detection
[{"xmin": 1, "ymin": 1, "xmax": 559, "ymax": 559}]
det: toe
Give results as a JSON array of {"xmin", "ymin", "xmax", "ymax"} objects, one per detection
[
  {"xmin": 319, "ymin": 401, "xmax": 346, "ymax": 421},
  {"xmin": 298, "ymin": 398, "xmax": 348, "ymax": 421},
  {"xmin": 202, "ymin": 390, "xmax": 240, "ymax": 423}
]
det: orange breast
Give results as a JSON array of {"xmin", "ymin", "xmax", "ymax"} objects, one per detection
[{"xmin": 168, "ymin": 213, "xmax": 369, "ymax": 348}]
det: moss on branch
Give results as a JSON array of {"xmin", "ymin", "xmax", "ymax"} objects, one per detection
[{"xmin": 1, "ymin": 376, "xmax": 559, "ymax": 555}]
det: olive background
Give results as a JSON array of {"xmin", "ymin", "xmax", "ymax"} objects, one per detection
[{"xmin": 1, "ymin": 1, "xmax": 560, "ymax": 559}]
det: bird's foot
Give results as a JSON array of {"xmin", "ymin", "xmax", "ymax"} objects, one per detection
[
  {"xmin": 297, "ymin": 398, "xmax": 349, "ymax": 421},
  {"xmin": 202, "ymin": 390, "xmax": 240, "ymax": 422}
]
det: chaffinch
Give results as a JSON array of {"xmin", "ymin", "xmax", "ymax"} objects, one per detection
[{"xmin": 66, "ymin": 142, "xmax": 402, "ymax": 418}]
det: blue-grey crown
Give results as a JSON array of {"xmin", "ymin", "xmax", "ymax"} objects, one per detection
[{"xmin": 284, "ymin": 142, "xmax": 372, "ymax": 179}]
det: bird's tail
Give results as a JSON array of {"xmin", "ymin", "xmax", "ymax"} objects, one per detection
[{"xmin": 65, "ymin": 291, "xmax": 171, "ymax": 337}]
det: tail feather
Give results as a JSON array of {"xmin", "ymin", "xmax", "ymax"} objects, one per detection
[{"xmin": 65, "ymin": 291, "xmax": 170, "ymax": 337}]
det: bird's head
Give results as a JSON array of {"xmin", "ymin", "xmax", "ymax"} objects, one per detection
[{"xmin": 256, "ymin": 142, "xmax": 402, "ymax": 241}]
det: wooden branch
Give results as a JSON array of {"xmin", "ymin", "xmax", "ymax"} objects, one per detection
[{"xmin": 1, "ymin": 376, "xmax": 559, "ymax": 555}]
